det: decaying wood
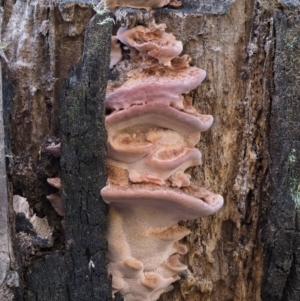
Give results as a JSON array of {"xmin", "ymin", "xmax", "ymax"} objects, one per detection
[
  {"xmin": 2, "ymin": 0, "xmax": 94, "ymax": 215},
  {"xmin": 26, "ymin": 11, "xmax": 112, "ymax": 301},
  {"xmin": 59, "ymin": 11, "xmax": 112, "ymax": 301},
  {"xmin": 2, "ymin": 1, "xmax": 113, "ymax": 300},
  {"xmin": 154, "ymin": 2, "xmax": 269, "ymax": 300},
  {"xmin": 24, "ymin": 11, "xmax": 113, "ymax": 299},
  {"xmin": 262, "ymin": 8, "xmax": 300, "ymax": 301},
  {"xmin": 1, "ymin": 0, "xmax": 300, "ymax": 300},
  {"xmin": 0, "ymin": 6, "xmax": 14, "ymax": 301}
]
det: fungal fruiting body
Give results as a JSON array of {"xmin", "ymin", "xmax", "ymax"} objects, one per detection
[
  {"xmin": 45, "ymin": 143, "xmax": 65, "ymax": 217},
  {"xmin": 101, "ymin": 22, "xmax": 223, "ymax": 301},
  {"xmin": 45, "ymin": 142, "xmax": 61, "ymax": 157},
  {"xmin": 47, "ymin": 177, "xmax": 64, "ymax": 217}
]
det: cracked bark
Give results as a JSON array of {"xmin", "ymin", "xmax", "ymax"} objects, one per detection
[{"xmin": 262, "ymin": 8, "xmax": 300, "ymax": 301}]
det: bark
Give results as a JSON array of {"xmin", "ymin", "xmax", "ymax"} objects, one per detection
[
  {"xmin": 24, "ymin": 12, "xmax": 113, "ymax": 300},
  {"xmin": 1, "ymin": 0, "xmax": 300, "ymax": 301},
  {"xmin": 262, "ymin": 8, "xmax": 300, "ymax": 301},
  {"xmin": 0, "ymin": 6, "xmax": 13, "ymax": 301},
  {"xmin": 59, "ymin": 12, "xmax": 112, "ymax": 301}
]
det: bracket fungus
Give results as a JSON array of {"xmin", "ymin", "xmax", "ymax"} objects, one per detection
[
  {"xmin": 45, "ymin": 142, "xmax": 61, "ymax": 157},
  {"xmin": 47, "ymin": 177, "xmax": 65, "ymax": 217},
  {"xmin": 116, "ymin": 24, "xmax": 183, "ymax": 66},
  {"xmin": 101, "ymin": 22, "xmax": 223, "ymax": 301}
]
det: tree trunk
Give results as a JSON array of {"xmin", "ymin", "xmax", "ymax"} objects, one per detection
[{"xmin": 1, "ymin": 0, "xmax": 299, "ymax": 301}]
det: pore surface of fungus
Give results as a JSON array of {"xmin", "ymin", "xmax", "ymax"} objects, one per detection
[{"xmin": 101, "ymin": 22, "xmax": 223, "ymax": 301}]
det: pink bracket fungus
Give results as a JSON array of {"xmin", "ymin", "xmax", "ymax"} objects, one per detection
[
  {"xmin": 47, "ymin": 177, "xmax": 65, "ymax": 217},
  {"xmin": 105, "ymin": 67, "xmax": 206, "ymax": 111},
  {"xmin": 45, "ymin": 142, "xmax": 61, "ymax": 157},
  {"xmin": 102, "ymin": 21, "xmax": 223, "ymax": 301},
  {"xmin": 116, "ymin": 23, "xmax": 183, "ymax": 66}
]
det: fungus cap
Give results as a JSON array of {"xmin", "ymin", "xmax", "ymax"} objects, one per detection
[
  {"xmin": 106, "ymin": 67, "xmax": 206, "ymax": 111},
  {"xmin": 117, "ymin": 24, "xmax": 183, "ymax": 66},
  {"xmin": 101, "ymin": 186, "xmax": 224, "ymax": 222}
]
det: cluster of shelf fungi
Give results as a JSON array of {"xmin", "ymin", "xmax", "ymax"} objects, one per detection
[{"xmin": 102, "ymin": 19, "xmax": 223, "ymax": 301}]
